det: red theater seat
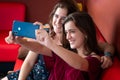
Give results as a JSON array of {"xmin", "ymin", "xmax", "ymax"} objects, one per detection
[
  {"xmin": 100, "ymin": 24, "xmax": 120, "ymax": 80},
  {"xmin": 0, "ymin": 2, "xmax": 25, "ymax": 72},
  {"xmin": 13, "ymin": 58, "xmax": 24, "ymax": 71},
  {"xmin": 101, "ymin": 57, "xmax": 120, "ymax": 80}
]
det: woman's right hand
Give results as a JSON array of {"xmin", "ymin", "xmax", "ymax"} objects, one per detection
[
  {"xmin": 5, "ymin": 31, "xmax": 15, "ymax": 44},
  {"xmin": 5, "ymin": 31, "xmax": 26, "ymax": 44}
]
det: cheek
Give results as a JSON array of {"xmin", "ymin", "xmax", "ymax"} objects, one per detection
[
  {"xmin": 76, "ymin": 36, "xmax": 85, "ymax": 47},
  {"xmin": 52, "ymin": 19, "xmax": 55, "ymax": 24},
  {"xmin": 52, "ymin": 17, "xmax": 56, "ymax": 24}
]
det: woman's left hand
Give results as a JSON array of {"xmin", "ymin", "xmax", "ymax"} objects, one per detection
[
  {"xmin": 35, "ymin": 29, "xmax": 52, "ymax": 47},
  {"xmin": 101, "ymin": 56, "xmax": 113, "ymax": 69}
]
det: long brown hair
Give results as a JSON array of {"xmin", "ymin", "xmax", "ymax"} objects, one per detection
[
  {"xmin": 48, "ymin": 0, "xmax": 79, "ymax": 38},
  {"xmin": 62, "ymin": 12, "xmax": 101, "ymax": 55}
]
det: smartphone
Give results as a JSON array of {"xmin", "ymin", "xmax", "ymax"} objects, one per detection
[{"xmin": 12, "ymin": 20, "xmax": 49, "ymax": 39}]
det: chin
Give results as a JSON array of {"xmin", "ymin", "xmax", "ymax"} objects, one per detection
[
  {"xmin": 55, "ymin": 30, "xmax": 62, "ymax": 33},
  {"xmin": 70, "ymin": 45, "xmax": 75, "ymax": 49}
]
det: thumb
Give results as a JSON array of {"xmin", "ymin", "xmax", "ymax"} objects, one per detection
[{"xmin": 9, "ymin": 31, "xmax": 13, "ymax": 37}]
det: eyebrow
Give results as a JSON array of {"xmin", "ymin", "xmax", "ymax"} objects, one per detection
[
  {"xmin": 54, "ymin": 13, "xmax": 66, "ymax": 18},
  {"xmin": 65, "ymin": 29, "xmax": 77, "ymax": 31}
]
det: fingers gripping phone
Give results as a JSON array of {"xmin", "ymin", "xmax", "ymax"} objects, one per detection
[{"xmin": 12, "ymin": 20, "xmax": 49, "ymax": 39}]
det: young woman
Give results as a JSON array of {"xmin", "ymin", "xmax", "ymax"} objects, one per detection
[
  {"xmin": 2, "ymin": 0, "xmax": 79, "ymax": 80},
  {"xmin": 34, "ymin": 12, "xmax": 102, "ymax": 80}
]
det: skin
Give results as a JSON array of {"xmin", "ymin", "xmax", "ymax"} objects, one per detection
[
  {"xmin": 99, "ymin": 42, "xmax": 114, "ymax": 68},
  {"xmin": 51, "ymin": 7, "xmax": 67, "ymax": 45},
  {"xmin": 65, "ymin": 21, "xmax": 85, "ymax": 49}
]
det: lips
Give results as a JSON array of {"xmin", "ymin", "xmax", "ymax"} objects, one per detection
[{"xmin": 69, "ymin": 40, "xmax": 74, "ymax": 44}]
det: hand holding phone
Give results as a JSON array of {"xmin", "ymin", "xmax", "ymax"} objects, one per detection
[{"xmin": 12, "ymin": 20, "xmax": 49, "ymax": 39}]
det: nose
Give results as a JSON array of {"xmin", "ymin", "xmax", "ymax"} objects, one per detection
[
  {"xmin": 66, "ymin": 32, "xmax": 71, "ymax": 40},
  {"xmin": 56, "ymin": 18, "xmax": 61, "ymax": 25}
]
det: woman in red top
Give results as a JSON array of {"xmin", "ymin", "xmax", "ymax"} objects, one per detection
[{"xmin": 35, "ymin": 12, "xmax": 102, "ymax": 80}]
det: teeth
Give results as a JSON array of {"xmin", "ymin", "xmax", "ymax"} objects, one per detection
[{"xmin": 69, "ymin": 41, "xmax": 73, "ymax": 44}]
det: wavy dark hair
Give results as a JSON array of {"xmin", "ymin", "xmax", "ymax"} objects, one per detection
[
  {"xmin": 48, "ymin": 0, "xmax": 80, "ymax": 38},
  {"xmin": 62, "ymin": 12, "xmax": 101, "ymax": 55}
]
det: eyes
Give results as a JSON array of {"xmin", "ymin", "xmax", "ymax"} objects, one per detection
[
  {"xmin": 54, "ymin": 14, "xmax": 66, "ymax": 23},
  {"xmin": 65, "ymin": 29, "xmax": 76, "ymax": 34}
]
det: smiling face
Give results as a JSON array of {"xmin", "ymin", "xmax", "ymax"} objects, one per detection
[
  {"xmin": 65, "ymin": 21, "xmax": 85, "ymax": 49},
  {"xmin": 52, "ymin": 7, "xmax": 67, "ymax": 34}
]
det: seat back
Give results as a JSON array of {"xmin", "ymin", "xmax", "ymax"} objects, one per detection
[
  {"xmin": 0, "ymin": 2, "xmax": 26, "ymax": 74},
  {"xmin": 0, "ymin": 2, "xmax": 26, "ymax": 62},
  {"xmin": 0, "ymin": 2, "xmax": 25, "ymax": 30}
]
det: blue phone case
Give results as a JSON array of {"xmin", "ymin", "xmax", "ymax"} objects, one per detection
[{"xmin": 12, "ymin": 20, "xmax": 40, "ymax": 39}]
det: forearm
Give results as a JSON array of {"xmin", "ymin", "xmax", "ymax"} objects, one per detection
[
  {"xmin": 104, "ymin": 44, "xmax": 114, "ymax": 56},
  {"xmin": 18, "ymin": 64, "xmax": 32, "ymax": 80},
  {"xmin": 36, "ymin": 30, "xmax": 88, "ymax": 70},
  {"xmin": 16, "ymin": 38, "xmax": 44, "ymax": 53},
  {"xmin": 18, "ymin": 51, "xmax": 38, "ymax": 80},
  {"xmin": 99, "ymin": 42, "xmax": 114, "ymax": 56},
  {"xmin": 49, "ymin": 42, "xmax": 88, "ymax": 70}
]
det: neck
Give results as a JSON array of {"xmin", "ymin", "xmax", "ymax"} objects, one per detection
[
  {"xmin": 77, "ymin": 47, "xmax": 88, "ymax": 57},
  {"xmin": 54, "ymin": 33, "xmax": 62, "ymax": 45}
]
